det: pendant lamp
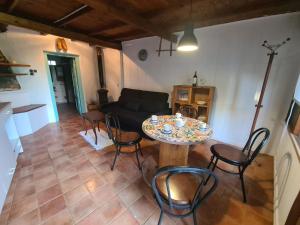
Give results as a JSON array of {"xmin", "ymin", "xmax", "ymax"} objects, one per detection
[{"xmin": 177, "ymin": 0, "xmax": 198, "ymax": 52}]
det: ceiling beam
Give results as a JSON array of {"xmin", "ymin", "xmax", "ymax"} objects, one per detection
[
  {"xmin": 0, "ymin": 12, "xmax": 122, "ymax": 49},
  {"xmin": 6, "ymin": 0, "xmax": 20, "ymax": 13},
  {"xmin": 169, "ymin": 0, "xmax": 300, "ymax": 32},
  {"xmin": 76, "ymin": 0, "xmax": 177, "ymax": 43},
  {"xmin": 89, "ymin": 22, "xmax": 126, "ymax": 36},
  {"xmin": 53, "ymin": 4, "xmax": 92, "ymax": 27}
]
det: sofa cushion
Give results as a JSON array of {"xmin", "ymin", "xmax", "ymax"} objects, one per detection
[
  {"xmin": 141, "ymin": 101, "xmax": 166, "ymax": 112},
  {"xmin": 118, "ymin": 88, "xmax": 141, "ymax": 106},
  {"xmin": 124, "ymin": 101, "xmax": 140, "ymax": 111}
]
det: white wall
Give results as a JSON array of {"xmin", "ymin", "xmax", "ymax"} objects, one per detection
[
  {"xmin": 103, "ymin": 48, "xmax": 122, "ymax": 101},
  {"xmin": 0, "ymin": 26, "xmax": 100, "ymax": 122},
  {"xmin": 104, "ymin": 12, "xmax": 300, "ymax": 154}
]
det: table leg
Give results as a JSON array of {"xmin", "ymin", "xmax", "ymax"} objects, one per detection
[
  {"xmin": 159, "ymin": 142, "xmax": 189, "ymax": 167},
  {"xmin": 92, "ymin": 123, "xmax": 97, "ymax": 145}
]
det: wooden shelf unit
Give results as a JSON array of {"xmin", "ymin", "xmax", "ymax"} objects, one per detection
[
  {"xmin": 0, "ymin": 62, "xmax": 30, "ymax": 77},
  {"xmin": 0, "ymin": 73, "xmax": 27, "ymax": 77},
  {"xmin": 172, "ymin": 85, "xmax": 215, "ymax": 123},
  {"xmin": 0, "ymin": 63, "xmax": 31, "ymax": 67}
]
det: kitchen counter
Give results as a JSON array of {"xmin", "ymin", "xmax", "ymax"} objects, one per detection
[{"xmin": 0, "ymin": 102, "xmax": 10, "ymax": 112}]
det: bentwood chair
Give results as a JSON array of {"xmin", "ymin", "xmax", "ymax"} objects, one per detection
[
  {"xmin": 206, "ymin": 128, "xmax": 270, "ymax": 202},
  {"xmin": 151, "ymin": 166, "xmax": 218, "ymax": 225},
  {"xmin": 105, "ymin": 112, "xmax": 143, "ymax": 171},
  {"xmin": 179, "ymin": 105, "xmax": 198, "ymax": 119}
]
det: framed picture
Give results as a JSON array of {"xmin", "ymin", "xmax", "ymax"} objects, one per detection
[{"xmin": 55, "ymin": 66, "xmax": 64, "ymax": 81}]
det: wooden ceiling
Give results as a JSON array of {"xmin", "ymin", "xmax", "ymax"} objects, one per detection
[{"xmin": 0, "ymin": 0, "xmax": 299, "ymax": 49}]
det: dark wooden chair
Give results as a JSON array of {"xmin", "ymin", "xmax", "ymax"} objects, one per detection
[
  {"xmin": 206, "ymin": 127, "xmax": 270, "ymax": 202},
  {"xmin": 105, "ymin": 112, "xmax": 143, "ymax": 171},
  {"xmin": 179, "ymin": 105, "xmax": 198, "ymax": 119},
  {"xmin": 151, "ymin": 166, "xmax": 218, "ymax": 225}
]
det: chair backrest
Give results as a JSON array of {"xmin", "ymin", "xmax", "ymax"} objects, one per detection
[
  {"xmin": 151, "ymin": 166, "xmax": 218, "ymax": 217},
  {"xmin": 105, "ymin": 112, "xmax": 121, "ymax": 144},
  {"xmin": 179, "ymin": 105, "xmax": 198, "ymax": 119},
  {"xmin": 242, "ymin": 128, "xmax": 270, "ymax": 164}
]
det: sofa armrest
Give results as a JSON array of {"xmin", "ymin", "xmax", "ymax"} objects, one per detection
[{"xmin": 100, "ymin": 101, "xmax": 118, "ymax": 111}]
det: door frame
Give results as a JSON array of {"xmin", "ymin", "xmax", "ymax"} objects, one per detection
[{"xmin": 44, "ymin": 51, "xmax": 87, "ymax": 122}]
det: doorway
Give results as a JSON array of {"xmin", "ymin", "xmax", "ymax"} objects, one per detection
[{"xmin": 45, "ymin": 52, "xmax": 86, "ymax": 122}]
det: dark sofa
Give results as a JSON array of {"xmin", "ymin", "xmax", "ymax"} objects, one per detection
[{"xmin": 100, "ymin": 88, "xmax": 171, "ymax": 135}]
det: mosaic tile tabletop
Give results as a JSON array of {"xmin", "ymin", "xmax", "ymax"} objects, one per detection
[{"xmin": 142, "ymin": 115, "xmax": 212, "ymax": 145}]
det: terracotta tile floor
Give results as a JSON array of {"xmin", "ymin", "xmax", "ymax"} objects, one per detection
[{"xmin": 0, "ymin": 110, "xmax": 274, "ymax": 225}]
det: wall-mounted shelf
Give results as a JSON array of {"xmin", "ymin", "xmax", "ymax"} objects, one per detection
[
  {"xmin": 0, "ymin": 73, "xmax": 27, "ymax": 77},
  {"xmin": 0, "ymin": 62, "xmax": 31, "ymax": 67}
]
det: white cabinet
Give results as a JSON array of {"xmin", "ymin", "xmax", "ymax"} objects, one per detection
[{"xmin": 0, "ymin": 103, "xmax": 18, "ymax": 212}]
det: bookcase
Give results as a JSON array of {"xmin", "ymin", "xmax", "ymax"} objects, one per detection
[{"xmin": 171, "ymin": 85, "xmax": 215, "ymax": 123}]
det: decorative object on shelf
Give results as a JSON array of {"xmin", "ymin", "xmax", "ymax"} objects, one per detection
[
  {"xmin": 156, "ymin": 37, "xmax": 176, "ymax": 56},
  {"xmin": 138, "ymin": 49, "xmax": 148, "ymax": 61},
  {"xmin": 177, "ymin": 0, "xmax": 198, "ymax": 52},
  {"xmin": 172, "ymin": 85, "xmax": 215, "ymax": 123},
  {"xmin": 56, "ymin": 38, "xmax": 68, "ymax": 52},
  {"xmin": 250, "ymin": 38, "xmax": 290, "ymax": 133},
  {"xmin": 0, "ymin": 50, "xmax": 24, "ymax": 91},
  {"xmin": 192, "ymin": 71, "xmax": 197, "ymax": 86}
]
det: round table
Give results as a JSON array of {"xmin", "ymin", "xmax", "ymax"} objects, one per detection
[{"xmin": 141, "ymin": 115, "xmax": 212, "ymax": 185}]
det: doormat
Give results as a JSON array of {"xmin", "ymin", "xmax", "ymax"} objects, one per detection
[{"xmin": 79, "ymin": 129, "xmax": 113, "ymax": 151}]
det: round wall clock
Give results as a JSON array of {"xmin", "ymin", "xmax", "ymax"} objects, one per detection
[{"xmin": 138, "ymin": 49, "xmax": 148, "ymax": 61}]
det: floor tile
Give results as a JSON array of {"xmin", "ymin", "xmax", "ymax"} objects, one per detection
[
  {"xmin": 75, "ymin": 207, "xmax": 104, "ymax": 225},
  {"xmin": 41, "ymin": 209, "xmax": 72, "ymax": 225},
  {"xmin": 84, "ymin": 174, "xmax": 106, "ymax": 193},
  {"xmin": 34, "ymin": 171, "xmax": 58, "ymax": 191},
  {"xmin": 144, "ymin": 209, "xmax": 174, "ymax": 225},
  {"xmin": 129, "ymin": 196, "xmax": 157, "ymax": 224},
  {"xmin": 39, "ymin": 196, "xmax": 66, "ymax": 221},
  {"xmin": 110, "ymin": 210, "xmax": 139, "ymax": 225},
  {"xmin": 68, "ymin": 195, "xmax": 97, "ymax": 222},
  {"xmin": 96, "ymin": 196, "xmax": 126, "ymax": 224},
  {"xmin": 37, "ymin": 184, "xmax": 62, "ymax": 206},
  {"xmin": 9, "ymin": 194, "xmax": 37, "ymax": 219},
  {"xmin": 7, "ymin": 209, "xmax": 40, "ymax": 225},
  {"xmin": 118, "ymin": 182, "xmax": 143, "ymax": 207},
  {"xmin": 91, "ymin": 183, "xmax": 117, "ymax": 206},
  {"xmin": 59, "ymin": 175, "xmax": 82, "ymax": 193},
  {"xmin": 64, "ymin": 185, "xmax": 89, "ymax": 206}
]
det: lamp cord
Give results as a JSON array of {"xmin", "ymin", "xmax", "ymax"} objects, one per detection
[{"xmin": 190, "ymin": 0, "xmax": 193, "ymax": 18}]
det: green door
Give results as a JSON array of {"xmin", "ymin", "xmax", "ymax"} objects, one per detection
[{"xmin": 71, "ymin": 58, "xmax": 86, "ymax": 114}]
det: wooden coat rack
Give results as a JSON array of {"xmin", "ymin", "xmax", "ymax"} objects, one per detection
[{"xmin": 250, "ymin": 38, "xmax": 290, "ymax": 133}]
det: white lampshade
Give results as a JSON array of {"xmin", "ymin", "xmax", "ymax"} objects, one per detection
[{"xmin": 177, "ymin": 23, "xmax": 198, "ymax": 52}]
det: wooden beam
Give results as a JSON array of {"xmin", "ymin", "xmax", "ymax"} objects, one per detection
[
  {"xmin": 77, "ymin": 0, "xmax": 177, "ymax": 42},
  {"xmin": 53, "ymin": 5, "xmax": 92, "ymax": 27},
  {"xmin": 0, "ymin": 12, "xmax": 122, "ymax": 49},
  {"xmin": 89, "ymin": 22, "xmax": 126, "ymax": 36},
  {"xmin": 169, "ymin": 0, "xmax": 300, "ymax": 32},
  {"xmin": 6, "ymin": 0, "xmax": 20, "ymax": 13}
]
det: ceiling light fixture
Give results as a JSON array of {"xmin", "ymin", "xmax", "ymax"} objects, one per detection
[{"xmin": 177, "ymin": 0, "xmax": 198, "ymax": 52}]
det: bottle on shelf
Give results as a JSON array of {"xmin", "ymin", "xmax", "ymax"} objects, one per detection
[{"xmin": 193, "ymin": 71, "xmax": 197, "ymax": 87}]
